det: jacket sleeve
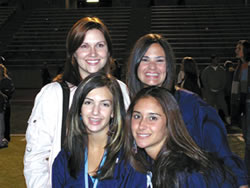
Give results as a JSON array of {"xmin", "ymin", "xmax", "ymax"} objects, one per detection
[
  {"xmin": 23, "ymin": 83, "xmax": 62, "ymax": 188},
  {"xmin": 194, "ymin": 97, "xmax": 248, "ymax": 186}
]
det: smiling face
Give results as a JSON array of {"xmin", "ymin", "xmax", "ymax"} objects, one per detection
[
  {"xmin": 81, "ymin": 86, "xmax": 113, "ymax": 135},
  {"xmin": 74, "ymin": 29, "xmax": 109, "ymax": 79},
  {"xmin": 131, "ymin": 96, "xmax": 167, "ymax": 159},
  {"xmin": 137, "ymin": 43, "xmax": 167, "ymax": 87}
]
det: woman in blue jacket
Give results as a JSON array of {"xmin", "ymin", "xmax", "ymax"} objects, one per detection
[
  {"xmin": 124, "ymin": 86, "xmax": 237, "ymax": 188},
  {"xmin": 52, "ymin": 72, "xmax": 149, "ymax": 187},
  {"xmin": 126, "ymin": 33, "xmax": 248, "ymax": 187}
]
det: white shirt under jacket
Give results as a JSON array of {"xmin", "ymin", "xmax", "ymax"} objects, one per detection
[{"xmin": 23, "ymin": 80, "xmax": 130, "ymax": 188}]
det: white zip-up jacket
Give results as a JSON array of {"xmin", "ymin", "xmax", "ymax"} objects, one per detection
[{"xmin": 23, "ymin": 80, "xmax": 130, "ymax": 188}]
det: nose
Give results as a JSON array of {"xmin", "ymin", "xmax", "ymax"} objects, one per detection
[
  {"xmin": 148, "ymin": 60, "xmax": 156, "ymax": 69},
  {"xmin": 138, "ymin": 118, "xmax": 147, "ymax": 130},
  {"xmin": 92, "ymin": 104, "xmax": 99, "ymax": 115},
  {"xmin": 90, "ymin": 46, "xmax": 97, "ymax": 57}
]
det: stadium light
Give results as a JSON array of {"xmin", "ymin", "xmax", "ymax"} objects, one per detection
[{"xmin": 86, "ymin": 0, "xmax": 99, "ymax": 2}]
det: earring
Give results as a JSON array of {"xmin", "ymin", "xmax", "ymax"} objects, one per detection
[
  {"xmin": 79, "ymin": 114, "xmax": 82, "ymax": 121},
  {"xmin": 132, "ymin": 139, "xmax": 138, "ymax": 154}
]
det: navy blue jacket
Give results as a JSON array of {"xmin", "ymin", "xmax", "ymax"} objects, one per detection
[
  {"xmin": 52, "ymin": 149, "xmax": 148, "ymax": 188},
  {"xmin": 178, "ymin": 171, "xmax": 236, "ymax": 188},
  {"xmin": 175, "ymin": 88, "xmax": 247, "ymax": 186}
]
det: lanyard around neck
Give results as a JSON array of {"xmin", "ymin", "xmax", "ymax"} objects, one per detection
[{"xmin": 84, "ymin": 148, "xmax": 107, "ymax": 188}]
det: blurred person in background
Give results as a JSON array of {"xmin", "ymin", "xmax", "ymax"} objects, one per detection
[
  {"xmin": 0, "ymin": 63, "xmax": 15, "ymax": 145},
  {"xmin": 177, "ymin": 56, "xmax": 202, "ymax": 97},
  {"xmin": 232, "ymin": 40, "xmax": 250, "ymax": 184}
]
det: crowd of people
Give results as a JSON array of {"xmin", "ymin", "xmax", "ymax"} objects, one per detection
[{"xmin": 21, "ymin": 16, "xmax": 249, "ymax": 187}]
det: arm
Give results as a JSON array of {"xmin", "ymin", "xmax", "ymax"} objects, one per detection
[
  {"xmin": 196, "ymin": 97, "xmax": 248, "ymax": 187},
  {"xmin": 176, "ymin": 90, "xmax": 248, "ymax": 187},
  {"xmin": 23, "ymin": 83, "xmax": 62, "ymax": 188}
]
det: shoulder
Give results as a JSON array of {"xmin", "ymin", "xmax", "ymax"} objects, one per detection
[
  {"xmin": 30, "ymin": 82, "xmax": 63, "ymax": 115},
  {"xmin": 174, "ymin": 88, "xmax": 225, "ymax": 133},
  {"xmin": 35, "ymin": 82, "xmax": 62, "ymax": 101},
  {"xmin": 219, "ymin": 66, "xmax": 225, "ymax": 70},
  {"xmin": 115, "ymin": 79, "xmax": 130, "ymax": 109},
  {"xmin": 53, "ymin": 149, "xmax": 68, "ymax": 169},
  {"xmin": 41, "ymin": 82, "xmax": 61, "ymax": 92},
  {"xmin": 202, "ymin": 66, "xmax": 212, "ymax": 72},
  {"xmin": 116, "ymin": 79, "xmax": 128, "ymax": 90},
  {"xmin": 174, "ymin": 88, "xmax": 203, "ymax": 109},
  {"xmin": 111, "ymin": 151, "xmax": 148, "ymax": 187},
  {"xmin": 0, "ymin": 77, "xmax": 14, "ymax": 86}
]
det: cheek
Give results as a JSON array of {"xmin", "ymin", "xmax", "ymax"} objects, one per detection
[
  {"xmin": 137, "ymin": 64, "xmax": 145, "ymax": 78},
  {"xmin": 158, "ymin": 64, "xmax": 166, "ymax": 73},
  {"xmin": 81, "ymin": 105, "xmax": 91, "ymax": 115},
  {"xmin": 98, "ymin": 48, "xmax": 109, "ymax": 57},
  {"xmin": 154, "ymin": 122, "xmax": 167, "ymax": 136},
  {"xmin": 131, "ymin": 120, "xmax": 137, "ymax": 134},
  {"xmin": 75, "ymin": 49, "xmax": 89, "ymax": 59},
  {"xmin": 106, "ymin": 109, "xmax": 113, "ymax": 120}
]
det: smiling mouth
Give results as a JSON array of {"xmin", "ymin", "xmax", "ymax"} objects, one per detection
[
  {"xmin": 145, "ymin": 72, "xmax": 159, "ymax": 77},
  {"xmin": 89, "ymin": 117, "xmax": 101, "ymax": 125},
  {"xmin": 137, "ymin": 133, "xmax": 150, "ymax": 138},
  {"xmin": 86, "ymin": 60, "xmax": 99, "ymax": 65}
]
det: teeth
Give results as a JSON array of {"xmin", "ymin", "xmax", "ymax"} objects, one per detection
[
  {"xmin": 87, "ymin": 60, "xmax": 98, "ymax": 64},
  {"xmin": 146, "ymin": 73, "xmax": 158, "ymax": 76},
  {"xmin": 90, "ymin": 118, "xmax": 100, "ymax": 122},
  {"xmin": 138, "ymin": 134, "xmax": 150, "ymax": 137}
]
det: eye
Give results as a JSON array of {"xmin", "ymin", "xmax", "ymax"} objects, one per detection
[
  {"xmin": 80, "ymin": 43, "xmax": 89, "ymax": 49},
  {"xmin": 83, "ymin": 99, "xmax": 91, "ymax": 105},
  {"xmin": 96, "ymin": 42, "xmax": 105, "ymax": 48},
  {"xmin": 149, "ymin": 115, "xmax": 158, "ymax": 121},
  {"xmin": 156, "ymin": 58, "xmax": 165, "ymax": 64},
  {"xmin": 132, "ymin": 113, "xmax": 141, "ymax": 120},
  {"xmin": 141, "ymin": 57, "xmax": 149, "ymax": 63},
  {"xmin": 102, "ymin": 102, "xmax": 111, "ymax": 107}
]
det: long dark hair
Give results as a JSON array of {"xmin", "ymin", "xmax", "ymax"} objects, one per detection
[
  {"xmin": 181, "ymin": 56, "xmax": 201, "ymax": 96},
  {"xmin": 181, "ymin": 56, "xmax": 199, "ymax": 78},
  {"xmin": 126, "ymin": 34, "xmax": 176, "ymax": 98},
  {"xmin": 55, "ymin": 17, "xmax": 113, "ymax": 86},
  {"xmin": 64, "ymin": 72, "xmax": 126, "ymax": 179},
  {"xmin": 124, "ymin": 86, "xmax": 236, "ymax": 188},
  {"xmin": 241, "ymin": 40, "xmax": 250, "ymax": 62}
]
